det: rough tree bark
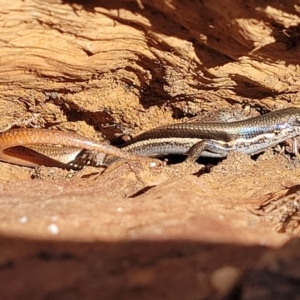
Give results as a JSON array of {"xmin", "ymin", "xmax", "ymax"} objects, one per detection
[{"xmin": 0, "ymin": 0, "xmax": 300, "ymax": 299}]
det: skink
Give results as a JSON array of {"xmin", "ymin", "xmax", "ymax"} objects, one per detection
[
  {"xmin": 0, "ymin": 107, "xmax": 300, "ymax": 169},
  {"xmin": 0, "ymin": 129, "xmax": 156, "ymax": 168},
  {"xmin": 100, "ymin": 107, "xmax": 300, "ymax": 165}
]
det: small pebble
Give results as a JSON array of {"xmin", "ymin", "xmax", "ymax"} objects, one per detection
[
  {"xmin": 18, "ymin": 216, "xmax": 28, "ymax": 224},
  {"xmin": 211, "ymin": 266, "xmax": 240, "ymax": 294},
  {"xmin": 117, "ymin": 207, "xmax": 123, "ymax": 212},
  {"xmin": 149, "ymin": 161, "xmax": 158, "ymax": 168},
  {"xmin": 47, "ymin": 224, "xmax": 59, "ymax": 235}
]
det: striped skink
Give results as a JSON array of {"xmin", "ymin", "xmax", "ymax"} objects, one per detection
[{"xmin": 0, "ymin": 107, "xmax": 300, "ymax": 168}]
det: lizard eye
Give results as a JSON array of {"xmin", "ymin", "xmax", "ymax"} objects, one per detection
[{"xmin": 294, "ymin": 116, "xmax": 300, "ymax": 125}]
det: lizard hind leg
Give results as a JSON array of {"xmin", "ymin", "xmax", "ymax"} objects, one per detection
[{"xmin": 185, "ymin": 140, "xmax": 232, "ymax": 163}]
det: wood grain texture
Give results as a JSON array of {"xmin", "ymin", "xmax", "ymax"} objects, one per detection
[
  {"xmin": 0, "ymin": 1, "xmax": 300, "ymax": 298},
  {"xmin": 1, "ymin": 0, "xmax": 299, "ymax": 136}
]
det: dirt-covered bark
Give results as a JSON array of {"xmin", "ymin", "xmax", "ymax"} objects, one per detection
[{"xmin": 1, "ymin": 0, "xmax": 300, "ymax": 299}]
